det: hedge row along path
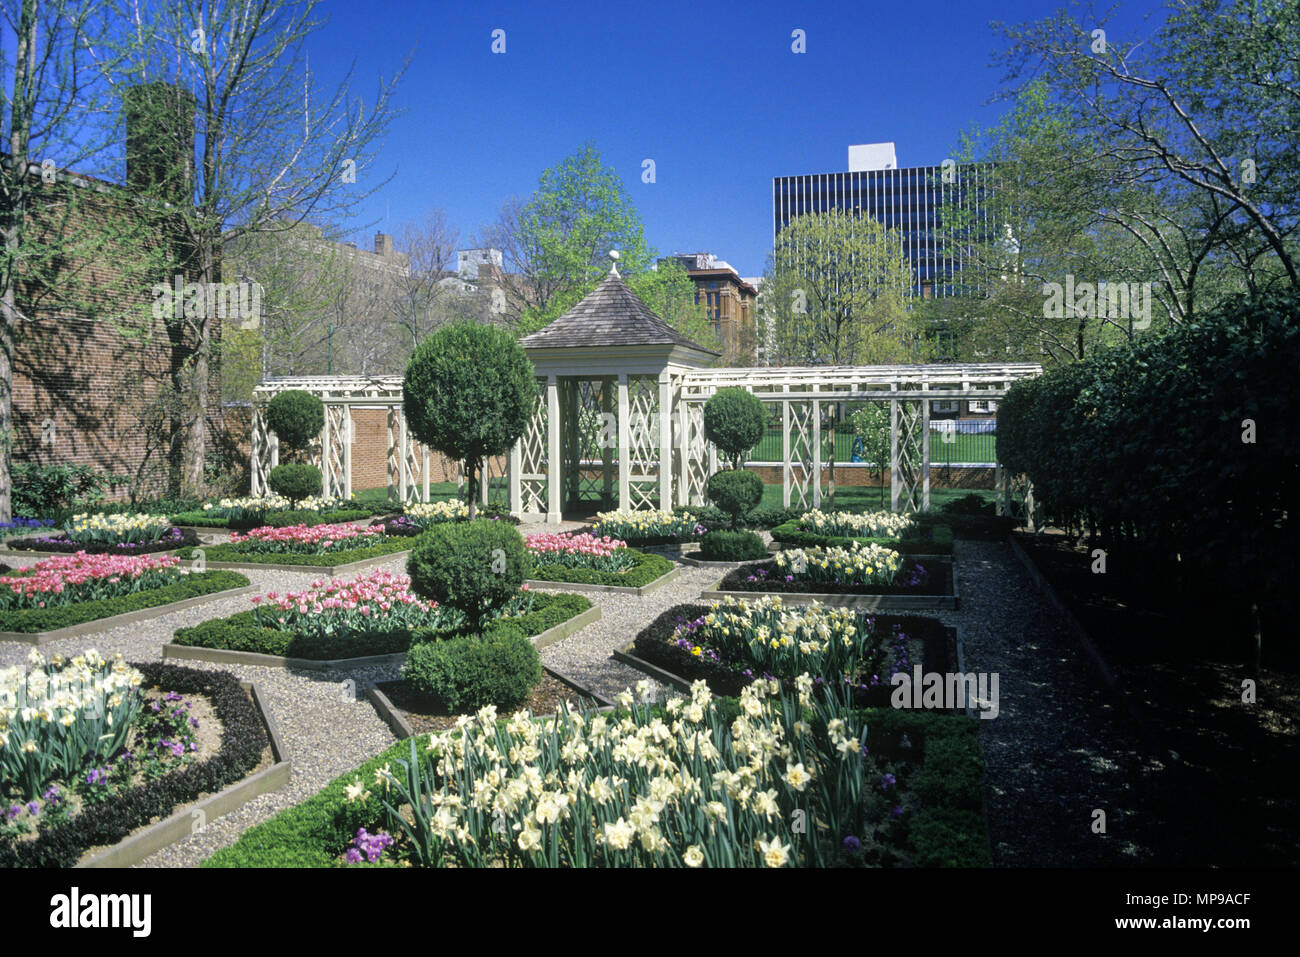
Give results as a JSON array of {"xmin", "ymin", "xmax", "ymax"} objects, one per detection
[{"xmin": 0, "ymin": 523, "xmax": 1161, "ymax": 867}]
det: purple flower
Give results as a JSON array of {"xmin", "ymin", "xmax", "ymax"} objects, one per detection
[
  {"xmin": 26, "ymin": 801, "xmax": 40, "ymax": 816},
  {"xmin": 86, "ymin": 767, "xmax": 108, "ymax": 786},
  {"xmin": 881, "ymin": 773, "xmax": 896, "ymax": 790},
  {"xmin": 890, "ymin": 805, "xmax": 905, "ymax": 820},
  {"xmin": 842, "ymin": 835, "xmax": 861, "ymax": 853},
  {"xmin": 344, "ymin": 848, "xmax": 362, "ymax": 864},
  {"xmin": 784, "ymin": 575, "xmax": 794, "ymax": 583},
  {"xmin": 42, "ymin": 785, "xmax": 61, "ymax": 804},
  {"xmin": 164, "ymin": 691, "xmax": 182, "ymax": 702},
  {"xmin": 5, "ymin": 805, "xmax": 21, "ymax": 822}
]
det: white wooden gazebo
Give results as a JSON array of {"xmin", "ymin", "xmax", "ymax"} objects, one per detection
[{"xmin": 248, "ymin": 252, "xmax": 1042, "ymax": 523}]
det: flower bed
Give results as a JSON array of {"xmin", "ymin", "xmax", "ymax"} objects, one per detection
[
  {"xmin": 204, "ymin": 679, "xmax": 989, "ymax": 868},
  {"xmin": 590, "ymin": 509, "xmax": 706, "ymax": 546},
  {"xmin": 526, "ymin": 533, "xmax": 635, "ymax": 574},
  {"xmin": 1, "ymin": 657, "xmax": 269, "ymax": 868},
  {"xmin": 175, "ymin": 522, "xmax": 411, "ymax": 569},
  {"xmin": 0, "ymin": 553, "xmax": 249, "ymax": 636},
  {"xmin": 171, "ymin": 495, "xmax": 373, "ymax": 529},
  {"xmin": 5, "ymin": 522, "xmax": 199, "ymax": 555},
  {"xmin": 526, "ymin": 547, "xmax": 675, "ymax": 589},
  {"xmin": 171, "ymin": 580, "xmax": 593, "ymax": 662},
  {"xmin": 626, "ymin": 599, "xmax": 952, "ymax": 704},
  {"xmin": 716, "ymin": 542, "xmax": 949, "ymax": 597},
  {"xmin": 769, "ymin": 519, "xmax": 954, "ymax": 555}
]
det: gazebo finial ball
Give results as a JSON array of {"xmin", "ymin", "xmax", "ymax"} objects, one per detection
[{"xmin": 609, "ymin": 250, "xmax": 619, "ymax": 262}]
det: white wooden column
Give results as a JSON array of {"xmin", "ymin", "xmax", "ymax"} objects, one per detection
[
  {"xmin": 921, "ymin": 384, "xmax": 931, "ymax": 513},
  {"xmin": 343, "ymin": 409, "xmax": 353, "ymax": 500},
  {"xmin": 546, "ymin": 375, "xmax": 561, "ymax": 523},
  {"xmin": 677, "ymin": 398, "xmax": 690, "ymax": 507},
  {"xmin": 811, "ymin": 384, "xmax": 822, "ymax": 509},
  {"xmin": 422, "ymin": 447, "xmax": 430, "ymax": 503},
  {"xmin": 658, "ymin": 371, "xmax": 672, "ymax": 510},
  {"xmin": 397, "ymin": 409, "xmax": 409, "ymax": 503},
  {"xmin": 508, "ymin": 437, "xmax": 522, "ymax": 516},
  {"xmin": 617, "ymin": 373, "xmax": 630, "ymax": 511},
  {"xmin": 781, "ymin": 387, "xmax": 791, "ymax": 508},
  {"xmin": 889, "ymin": 396, "xmax": 901, "ymax": 513},
  {"xmin": 250, "ymin": 409, "xmax": 262, "ymax": 496},
  {"xmin": 319, "ymin": 418, "xmax": 331, "ymax": 496}
]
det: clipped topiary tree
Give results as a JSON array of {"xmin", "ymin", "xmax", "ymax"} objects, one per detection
[
  {"xmin": 267, "ymin": 463, "xmax": 322, "ymax": 508},
  {"xmin": 265, "ymin": 389, "xmax": 325, "ymax": 461},
  {"xmin": 703, "ymin": 387, "xmax": 766, "ymax": 470},
  {"xmin": 703, "ymin": 387, "xmax": 766, "ymax": 526},
  {"xmin": 265, "ymin": 388, "xmax": 325, "ymax": 502},
  {"xmin": 404, "ymin": 321, "xmax": 535, "ymax": 519},
  {"xmin": 403, "ymin": 621, "xmax": 542, "ymax": 712},
  {"xmin": 406, "ymin": 518, "xmax": 531, "ymax": 628}
]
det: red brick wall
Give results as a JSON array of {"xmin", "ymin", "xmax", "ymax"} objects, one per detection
[{"xmin": 11, "ymin": 177, "xmax": 217, "ymax": 501}]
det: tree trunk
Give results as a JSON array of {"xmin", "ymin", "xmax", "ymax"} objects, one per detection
[
  {"xmin": 0, "ymin": 295, "xmax": 13, "ymax": 523},
  {"xmin": 466, "ymin": 459, "xmax": 478, "ymax": 520}
]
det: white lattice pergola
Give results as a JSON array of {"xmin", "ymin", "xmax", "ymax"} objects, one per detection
[
  {"xmin": 250, "ymin": 375, "xmax": 452, "ymax": 505},
  {"xmin": 247, "ymin": 258, "xmax": 1043, "ymax": 525}
]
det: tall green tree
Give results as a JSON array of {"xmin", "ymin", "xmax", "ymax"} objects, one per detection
[
  {"xmin": 112, "ymin": 0, "xmax": 407, "ymax": 496},
  {"xmin": 993, "ymin": 0, "xmax": 1299, "ymax": 294},
  {"xmin": 760, "ymin": 209, "xmax": 920, "ymax": 503}
]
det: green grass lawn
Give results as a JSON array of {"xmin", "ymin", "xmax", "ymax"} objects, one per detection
[{"xmin": 751, "ymin": 428, "xmax": 996, "ymax": 465}]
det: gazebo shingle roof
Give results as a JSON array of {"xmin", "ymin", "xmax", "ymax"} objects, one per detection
[{"xmin": 518, "ymin": 270, "xmax": 719, "ymax": 354}]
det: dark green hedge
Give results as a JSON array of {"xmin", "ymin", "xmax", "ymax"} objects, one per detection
[
  {"xmin": 174, "ymin": 538, "xmax": 410, "ymax": 567},
  {"xmin": 1, "ymin": 663, "xmax": 268, "ymax": 868},
  {"xmin": 527, "ymin": 549, "xmax": 673, "ymax": 587},
  {"xmin": 998, "ymin": 291, "xmax": 1300, "ymax": 617},
  {"xmin": 171, "ymin": 591, "xmax": 591, "ymax": 660},
  {"xmin": 0, "ymin": 571, "xmax": 250, "ymax": 633},
  {"xmin": 768, "ymin": 522, "xmax": 954, "ymax": 554},
  {"xmin": 698, "ymin": 530, "xmax": 769, "ymax": 561}
]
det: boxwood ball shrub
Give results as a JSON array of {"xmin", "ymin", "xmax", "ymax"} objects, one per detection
[
  {"xmin": 706, "ymin": 468, "xmax": 763, "ymax": 527},
  {"xmin": 265, "ymin": 389, "xmax": 325, "ymax": 458},
  {"xmin": 267, "ymin": 463, "xmax": 323, "ymax": 507},
  {"xmin": 402, "ymin": 622, "xmax": 542, "ymax": 713},
  {"xmin": 407, "ymin": 519, "xmax": 531, "ymax": 627},
  {"xmin": 699, "ymin": 529, "xmax": 768, "ymax": 561},
  {"xmin": 404, "ymin": 322, "xmax": 535, "ymax": 519},
  {"xmin": 702, "ymin": 387, "xmax": 766, "ymax": 470}
]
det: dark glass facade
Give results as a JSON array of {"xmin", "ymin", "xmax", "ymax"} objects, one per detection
[{"xmin": 771, "ymin": 164, "xmax": 992, "ymax": 298}]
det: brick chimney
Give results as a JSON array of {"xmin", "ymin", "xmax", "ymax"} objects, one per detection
[
  {"xmin": 123, "ymin": 82, "xmax": 196, "ymax": 207},
  {"xmin": 374, "ymin": 233, "xmax": 394, "ymax": 257}
]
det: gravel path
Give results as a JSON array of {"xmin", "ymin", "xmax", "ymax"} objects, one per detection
[{"xmin": 2, "ymin": 529, "xmax": 1157, "ymax": 867}]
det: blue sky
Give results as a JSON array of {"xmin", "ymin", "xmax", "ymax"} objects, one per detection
[{"xmin": 306, "ymin": 0, "xmax": 1154, "ymax": 276}]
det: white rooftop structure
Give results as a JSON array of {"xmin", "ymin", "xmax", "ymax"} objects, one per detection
[{"xmin": 848, "ymin": 142, "xmax": 898, "ymax": 172}]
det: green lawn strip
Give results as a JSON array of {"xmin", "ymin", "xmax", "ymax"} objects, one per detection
[
  {"xmin": 174, "ymin": 538, "xmax": 410, "ymax": 567},
  {"xmin": 768, "ymin": 522, "xmax": 954, "ymax": 555},
  {"xmin": 203, "ymin": 701, "xmax": 987, "ymax": 868},
  {"xmin": 172, "ymin": 592, "xmax": 593, "ymax": 661},
  {"xmin": 0, "ymin": 571, "xmax": 250, "ymax": 634},
  {"xmin": 527, "ymin": 549, "xmax": 674, "ymax": 587}
]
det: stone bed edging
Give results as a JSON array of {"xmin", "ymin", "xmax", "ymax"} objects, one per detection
[
  {"xmin": 525, "ymin": 565, "xmax": 681, "ymax": 596},
  {"xmin": 162, "ymin": 602, "xmax": 604, "ymax": 672},
  {"xmin": 365, "ymin": 667, "xmax": 616, "ymax": 741},
  {"xmin": 0, "ymin": 583, "xmax": 259, "ymax": 646},
  {"xmin": 76, "ymin": 679, "xmax": 291, "ymax": 868}
]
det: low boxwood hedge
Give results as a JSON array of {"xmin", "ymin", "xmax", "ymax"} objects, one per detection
[
  {"xmin": 698, "ymin": 529, "xmax": 769, "ymax": 561},
  {"xmin": 768, "ymin": 521, "xmax": 954, "ymax": 555},
  {"xmin": 528, "ymin": 549, "xmax": 673, "ymax": 588},
  {"xmin": 201, "ymin": 695, "xmax": 988, "ymax": 868},
  {"xmin": 0, "ymin": 662, "xmax": 268, "ymax": 868},
  {"xmin": 174, "ymin": 538, "xmax": 411, "ymax": 567},
  {"xmin": 170, "ymin": 508, "xmax": 373, "ymax": 529},
  {"xmin": 0, "ymin": 570, "xmax": 250, "ymax": 634},
  {"xmin": 171, "ymin": 592, "xmax": 593, "ymax": 661}
]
